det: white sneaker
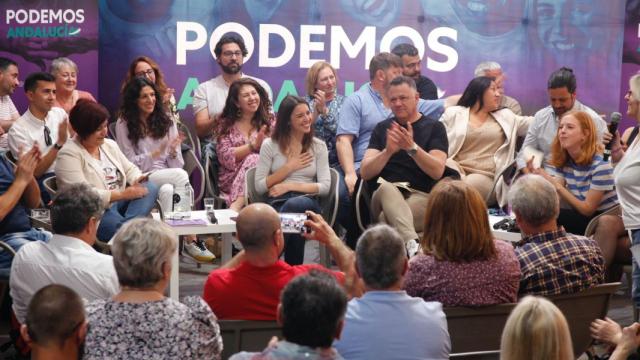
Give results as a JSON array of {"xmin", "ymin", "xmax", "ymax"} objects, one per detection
[
  {"xmin": 184, "ymin": 239, "xmax": 216, "ymax": 262},
  {"xmin": 406, "ymin": 239, "xmax": 420, "ymax": 258}
]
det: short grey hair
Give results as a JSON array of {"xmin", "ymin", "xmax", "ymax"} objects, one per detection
[
  {"xmin": 111, "ymin": 218, "xmax": 176, "ymax": 289},
  {"xmin": 355, "ymin": 224, "xmax": 406, "ymax": 290},
  {"xmin": 508, "ymin": 174, "xmax": 559, "ymax": 227},
  {"xmin": 51, "ymin": 183, "xmax": 104, "ymax": 234},
  {"xmin": 50, "ymin": 57, "xmax": 78, "ymax": 76},
  {"xmin": 474, "ymin": 61, "xmax": 502, "ymax": 77}
]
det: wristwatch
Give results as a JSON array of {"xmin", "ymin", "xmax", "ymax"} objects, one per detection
[
  {"xmin": 406, "ymin": 143, "xmax": 418, "ymax": 157},
  {"xmin": 53, "ymin": 143, "xmax": 63, "ymax": 150}
]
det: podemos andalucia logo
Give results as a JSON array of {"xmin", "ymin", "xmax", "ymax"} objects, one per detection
[{"xmin": 5, "ymin": 8, "xmax": 85, "ymax": 38}]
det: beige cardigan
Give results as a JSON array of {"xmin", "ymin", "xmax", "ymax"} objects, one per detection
[
  {"xmin": 440, "ymin": 106, "xmax": 532, "ymax": 206},
  {"xmin": 55, "ymin": 138, "xmax": 143, "ymax": 208}
]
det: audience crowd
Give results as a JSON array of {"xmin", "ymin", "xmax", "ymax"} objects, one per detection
[{"xmin": 1, "ymin": 32, "xmax": 639, "ymax": 359}]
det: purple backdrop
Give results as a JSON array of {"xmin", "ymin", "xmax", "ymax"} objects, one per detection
[{"xmin": 0, "ymin": 0, "xmax": 99, "ymax": 112}]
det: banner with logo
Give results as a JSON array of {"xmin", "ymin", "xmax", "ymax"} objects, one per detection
[
  {"xmin": 0, "ymin": 0, "xmax": 99, "ymax": 112},
  {"xmin": 98, "ymin": 0, "xmax": 624, "ymax": 122}
]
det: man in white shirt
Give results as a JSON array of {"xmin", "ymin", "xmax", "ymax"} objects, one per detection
[
  {"xmin": 0, "ymin": 57, "xmax": 20, "ymax": 150},
  {"xmin": 192, "ymin": 34, "xmax": 272, "ymax": 140},
  {"xmin": 8, "ymin": 72, "xmax": 69, "ymax": 203},
  {"xmin": 10, "ymin": 183, "xmax": 119, "ymax": 325}
]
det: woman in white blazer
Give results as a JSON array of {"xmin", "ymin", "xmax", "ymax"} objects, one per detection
[
  {"xmin": 440, "ymin": 76, "xmax": 532, "ymax": 206},
  {"xmin": 55, "ymin": 100, "xmax": 159, "ymax": 242}
]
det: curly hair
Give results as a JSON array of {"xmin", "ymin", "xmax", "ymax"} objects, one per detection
[
  {"xmin": 119, "ymin": 77, "xmax": 172, "ymax": 148},
  {"xmin": 215, "ymin": 78, "xmax": 272, "ymax": 140}
]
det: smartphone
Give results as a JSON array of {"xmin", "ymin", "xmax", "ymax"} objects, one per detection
[{"xmin": 279, "ymin": 213, "xmax": 310, "ymax": 234}]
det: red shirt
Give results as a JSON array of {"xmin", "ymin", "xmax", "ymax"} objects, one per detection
[{"xmin": 203, "ymin": 260, "xmax": 344, "ymax": 320}]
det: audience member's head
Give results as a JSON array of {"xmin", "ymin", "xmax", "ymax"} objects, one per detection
[
  {"xmin": 550, "ymin": 110, "xmax": 601, "ymax": 168},
  {"xmin": 547, "ymin": 67, "xmax": 577, "ymax": 117},
  {"xmin": 387, "ymin": 76, "xmax": 419, "ymax": 123},
  {"xmin": 217, "ymin": 78, "xmax": 271, "ymax": 138},
  {"xmin": 474, "ymin": 61, "xmax": 505, "ymax": 97},
  {"xmin": 69, "ymin": 99, "xmax": 110, "ymax": 142},
  {"xmin": 235, "ymin": 203, "xmax": 283, "ymax": 255},
  {"xmin": 50, "ymin": 57, "xmax": 79, "ymax": 95},
  {"xmin": 214, "ymin": 34, "xmax": 248, "ymax": 75},
  {"xmin": 119, "ymin": 76, "xmax": 172, "ymax": 143},
  {"xmin": 111, "ymin": 218, "xmax": 176, "ymax": 290},
  {"xmin": 278, "ymin": 271, "xmax": 347, "ymax": 349},
  {"xmin": 356, "ymin": 224, "xmax": 407, "ymax": 290},
  {"xmin": 391, "ymin": 43, "xmax": 422, "ymax": 79},
  {"xmin": 272, "ymin": 95, "xmax": 314, "ymax": 152},
  {"xmin": 24, "ymin": 72, "xmax": 56, "ymax": 113},
  {"xmin": 508, "ymin": 174, "xmax": 560, "ymax": 231},
  {"xmin": 369, "ymin": 52, "xmax": 403, "ymax": 84},
  {"xmin": 457, "ymin": 76, "xmax": 499, "ymax": 112},
  {"xmin": 0, "ymin": 56, "xmax": 19, "ymax": 96},
  {"xmin": 422, "ymin": 180, "xmax": 496, "ymax": 261},
  {"xmin": 305, "ymin": 61, "xmax": 338, "ymax": 97},
  {"xmin": 500, "ymin": 296, "xmax": 573, "ymax": 360},
  {"xmin": 21, "ymin": 284, "xmax": 87, "ymax": 358},
  {"xmin": 123, "ymin": 56, "xmax": 169, "ymax": 98},
  {"xmin": 51, "ymin": 183, "xmax": 104, "ymax": 241},
  {"xmin": 627, "ymin": 74, "xmax": 640, "ymax": 120}
]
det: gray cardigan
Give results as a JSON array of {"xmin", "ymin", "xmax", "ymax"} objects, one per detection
[{"xmin": 255, "ymin": 137, "xmax": 330, "ymax": 196}]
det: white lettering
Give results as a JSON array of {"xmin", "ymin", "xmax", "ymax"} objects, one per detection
[
  {"xmin": 76, "ymin": 9, "xmax": 84, "ymax": 23},
  {"xmin": 6, "ymin": 10, "xmax": 15, "ymax": 24},
  {"xmin": 426, "ymin": 27, "xmax": 458, "ymax": 72},
  {"xmin": 49, "ymin": 9, "xmax": 62, "ymax": 23},
  {"xmin": 28, "ymin": 9, "xmax": 40, "ymax": 23},
  {"xmin": 299, "ymin": 25, "xmax": 326, "ymax": 68},
  {"xmin": 330, "ymin": 26, "xmax": 375, "ymax": 69},
  {"xmin": 62, "ymin": 9, "xmax": 75, "ymax": 23},
  {"xmin": 176, "ymin": 21, "xmax": 207, "ymax": 65},
  {"xmin": 259, "ymin": 24, "xmax": 295, "ymax": 67}
]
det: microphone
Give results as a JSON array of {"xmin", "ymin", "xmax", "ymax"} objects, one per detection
[{"xmin": 603, "ymin": 112, "xmax": 621, "ymax": 161}]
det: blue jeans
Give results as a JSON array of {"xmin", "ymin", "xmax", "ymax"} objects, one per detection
[
  {"xmin": 269, "ymin": 193, "xmax": 321, "ymax": 265},
  {"xmin": 97, "ymin": 182, "xmax": 159, "ymax": 242},
  {"xmin": 335, "ymin": 166, "xmax": 360, "ymax": 249},
  {"xmin": 0, "ymin": 228, "xmax": 51, "ymax": 274},
  {"xmin": 631, "ymin": 229, "xmax": 640, "ymax": 306}
]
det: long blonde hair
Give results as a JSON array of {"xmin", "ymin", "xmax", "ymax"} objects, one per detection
[{"xmin": 500, "ymin": 296, "xmax": 573, "ymax": 360}]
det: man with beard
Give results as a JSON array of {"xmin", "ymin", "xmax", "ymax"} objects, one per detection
[
  {"xmin": 0, "ymin": 57, "xmax": 20, "ymax": 149},
  {"xmin": 192, "ymin": 34, "xmax": 272, "ymax": 140},
  {"xmin": 391, "ymin": 43, "xmax": 438, "ymax": 100}
]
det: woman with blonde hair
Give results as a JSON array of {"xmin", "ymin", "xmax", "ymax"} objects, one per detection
[
  {"xmin": 531, "ymin": 110, "xmax": 619, "ymax": 235},
  {"xmin": 500, "ymin": 296, "xmax": 574, "ymax": 360},
  {"xmin": 50, "ymin": 57, "xmax": 96, "ymax": 113},
  {"xmin": 403, "ymin": 179, "xmax": 520, "ymax": 306}
]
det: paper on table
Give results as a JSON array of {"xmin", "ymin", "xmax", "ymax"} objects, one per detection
[{"xmin": 165, "ymin": 219, "xmax": 208, "ymax": 226}]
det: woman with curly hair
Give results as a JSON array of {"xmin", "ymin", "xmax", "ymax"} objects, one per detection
[
  {"xmin": 215, "ymin": 78, "xmax": 274, "ymax": 212},
  {"xmin": 122, "ymin": 56, "xmax": 178, "ymax": 122},
  {"xmin": 116, "ymin": 77, "xmax": 214, "ymax": 261}
]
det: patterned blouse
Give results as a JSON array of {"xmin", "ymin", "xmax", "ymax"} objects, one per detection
[
  {"xmin": 84, "ymin": 296, "xmax": 223, "ymax": 359},
  {"xmin": 515, "ymin": 227, "xmax": 605, "ymax": 296},
  {"xmin": 403, "ymin": 240, "xmax": 520, "ymax": 307},
  {"xmin": 306, "ymin": 94, "xmax": 345, "ymax": 168}
]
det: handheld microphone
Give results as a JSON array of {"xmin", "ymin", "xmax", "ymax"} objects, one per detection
[{"xmin": 603, "ymin": 112, "xmax": 621, "ymax": 161}]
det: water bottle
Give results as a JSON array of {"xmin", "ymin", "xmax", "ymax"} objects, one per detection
[{"xmin": 173, "ymin": 183, "xmax": 194, "ymax": 213}]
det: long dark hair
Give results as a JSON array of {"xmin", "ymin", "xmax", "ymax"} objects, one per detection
[
  {"xmin": 272, "ymin": 95, "xmax": 314, "ymax": 153},
  {"xmin": 215, "ymin": 78, "xmax": 272, "ymax": 139},
  {"xmin": 122, "ymin": 56, "xmax": 169, "ymax": 103},
  {"xmin": 457, "ymin": 76, "xmax": 495, "ymax": 110},
  {"xmin": 119, "ymin": 77, "xmax": 172, "ymax": 148}
]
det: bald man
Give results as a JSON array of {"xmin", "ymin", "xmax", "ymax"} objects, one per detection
[{"xmin": 202, "ymin": 203, "xmax": 356, "ymax": 320}]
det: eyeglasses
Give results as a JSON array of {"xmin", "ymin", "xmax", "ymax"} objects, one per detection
[
  {"xmin": 44, "ymin": 125, "xmax": 52, "ymax": 146},
  {"xmin": 135, "ymin": 69, "xmax": 155, "ymax": 77},
  {"xmin": 222, "ymin": 51, "xmax": 243, "ymax": 58}
]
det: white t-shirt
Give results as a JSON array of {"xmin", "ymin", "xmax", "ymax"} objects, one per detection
[
  {"xmin": 614, "ymin": 136, "xmax": 640, "ymax": 229},
  {"xmin": 99, "ymin": 148, "xmax": 123, "ymax": 191},
  {"xmin": 8, "ymin": 107, "xmax": 67, "ymax": 174},
  {"xmin": 191, "ymin": 73, "xmax": 272, "ymax": 120}
]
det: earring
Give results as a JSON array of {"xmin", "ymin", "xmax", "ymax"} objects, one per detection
[{"xmin": 236, "ymin": 109, "xmax": 242, "ymax": 118}]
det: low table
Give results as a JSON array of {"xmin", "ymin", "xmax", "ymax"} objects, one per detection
[{"xmin": 157, "ymin": 209, "xmax": 238, "ymax": 300}]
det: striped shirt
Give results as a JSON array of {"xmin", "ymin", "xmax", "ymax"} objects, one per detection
[
  {"xmin": 515, "ymin": 227, "xmax": 605, "ymax": 296},
  {"xmin": 0, "ymin": 95, "xmax": 18, "ymax": 121},
  {"xmin": 549, "ymin": 154, "xmax": 618, "ymax": 212}
]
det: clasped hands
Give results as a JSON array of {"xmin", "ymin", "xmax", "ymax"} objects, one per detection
[{"xmin": 386, "ymin": 121, "xmax": 415, "ymax": 154}]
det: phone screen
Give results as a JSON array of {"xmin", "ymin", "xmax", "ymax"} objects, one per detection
[{"xmin": 279, "ymin": 213, "xmax": 308, "ymax": 234}]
